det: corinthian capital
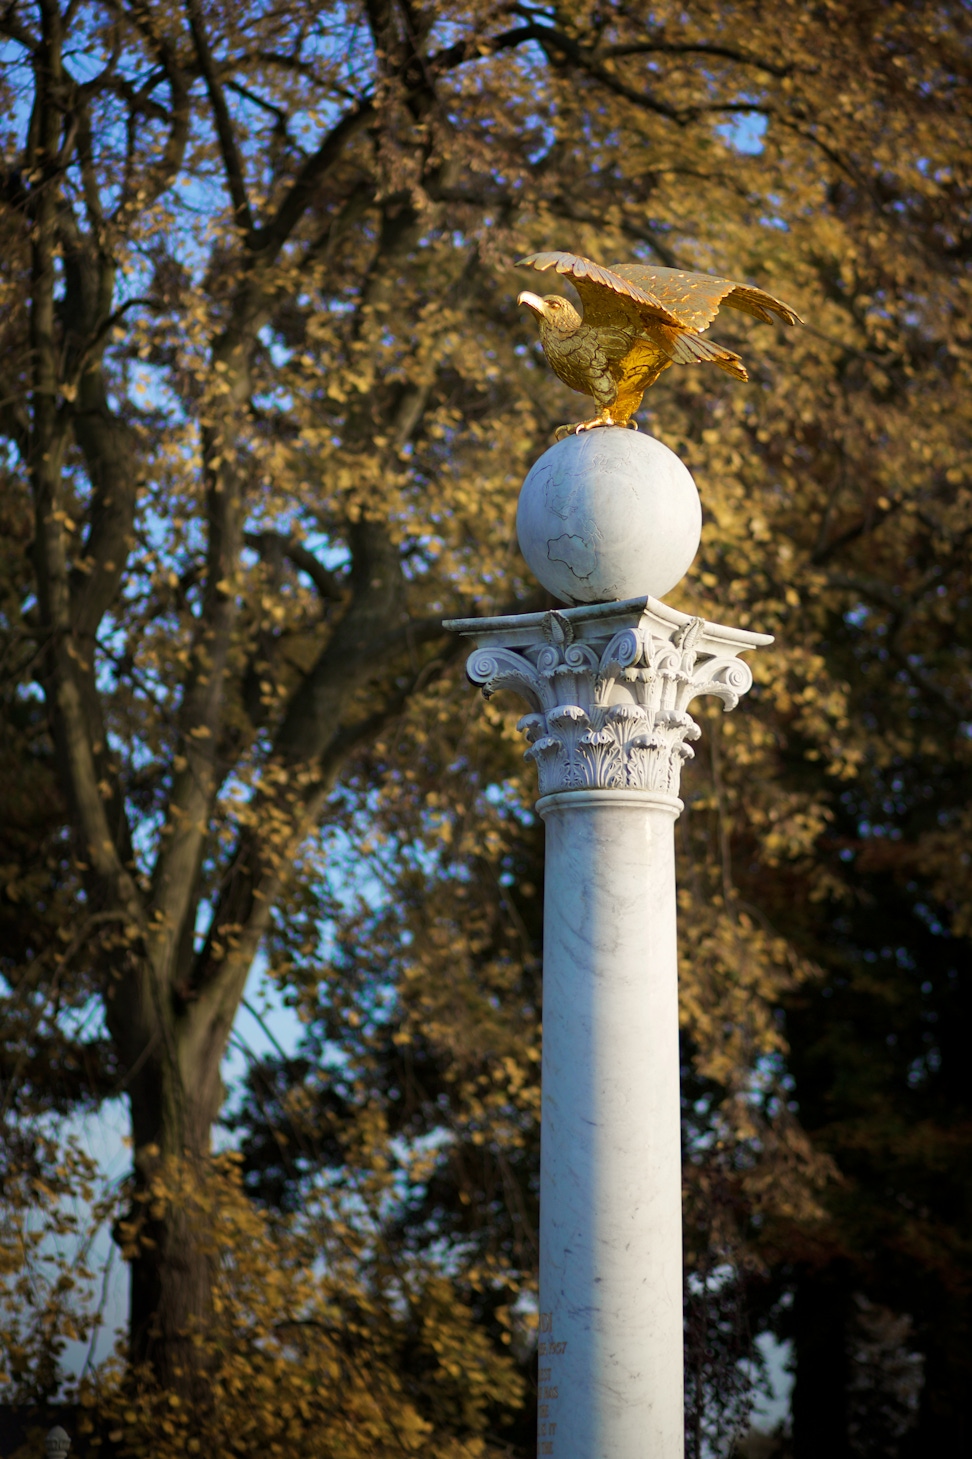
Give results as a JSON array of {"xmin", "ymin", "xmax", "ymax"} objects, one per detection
[{"xmin": 444, "ymin": 596, "xmax": 771, "ymax": 801}]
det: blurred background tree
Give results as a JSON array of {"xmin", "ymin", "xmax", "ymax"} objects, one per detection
[{"xmin": 1, "ymin": 0, "xmax": 970, "ymax": 1453}]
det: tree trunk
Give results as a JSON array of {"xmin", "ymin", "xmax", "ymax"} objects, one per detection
[
  {"xmin": 127, "ymin": 1178, "xmax": 216, "ymax": 1391},
  {"xmin": 903, "ymin": 1333, "xmax": 972, "ymax": 1456},
  {"xmin": 790, "ymin": 1268, "xmax": 852, "ymax": 1459},
  {"xmin": 111, "ymin": 979, "xmax": 228, "ymax": 1387}
]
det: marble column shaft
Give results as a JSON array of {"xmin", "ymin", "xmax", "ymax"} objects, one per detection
[
  {"xmin": 538, "ymin": 788, "xmax": 683, "ymax": 1456},
  {"xmin": 445, "ymin": 595, "xmax": 770, "ymax": 1459}
]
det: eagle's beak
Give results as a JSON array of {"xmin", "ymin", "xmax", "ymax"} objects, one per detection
[{"xmin": 517, "ymin": 290, "xmax": 545, "ymax": 317}]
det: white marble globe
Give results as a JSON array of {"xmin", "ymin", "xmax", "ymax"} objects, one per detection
[{"xmin": 516, "ymin": 427, "xmax": 702, "ymax": 604}]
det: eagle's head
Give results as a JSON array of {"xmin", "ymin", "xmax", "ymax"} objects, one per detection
[{"xmin": 516, "ymin": 292, "xmax": 582, "ymax": 335}]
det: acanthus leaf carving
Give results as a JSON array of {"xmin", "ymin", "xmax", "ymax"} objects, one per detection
[{"xmin": 450, "ymin": 598, "xmax": 770, "ymax": 800}]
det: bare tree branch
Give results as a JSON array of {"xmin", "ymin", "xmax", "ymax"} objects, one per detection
[
  {"xmin": 184, "ymin": 0, "xmax": 254, "ymax": 235},
  {"xmin": 244, "ymin": 531, "xmax": 346, "ymax": 601}
]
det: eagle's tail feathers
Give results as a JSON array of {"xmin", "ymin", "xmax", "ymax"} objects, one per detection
[
  {"xmin": 724, "ymin": 285, "xmax": 803, "ymax": 326},
  {"xmin": 671, "ymin": 332, "xmax": 749, "ymax": 381}
]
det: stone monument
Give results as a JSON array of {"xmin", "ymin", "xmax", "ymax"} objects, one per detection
[{"xmin": 445, "ymin": 427, "xmax": 771, "ymax": 1459}]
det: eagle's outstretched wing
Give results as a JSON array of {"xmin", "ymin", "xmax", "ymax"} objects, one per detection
[
  {"xmin": 517, "ymin": 251, "xmax": 684, "ymax": 330},
  {"xmin": 517, "ymin": 251, "xmax": 801, "ymax": 335},
  {"xmin": 610, "ymin": 262, "xmax": 802, "ymax": 331}
]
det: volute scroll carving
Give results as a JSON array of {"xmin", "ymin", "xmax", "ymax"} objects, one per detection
[{"xmin": 450, "ymin": 597, "xmax": 770, "ymax": 800}]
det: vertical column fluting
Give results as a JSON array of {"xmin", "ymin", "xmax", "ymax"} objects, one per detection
[{"xmin": 536, "ymin": 790, "xmax": 684, "ymax": 1459}]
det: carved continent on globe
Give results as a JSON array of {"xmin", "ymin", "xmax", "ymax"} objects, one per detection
[{"xmin": 516, "ymin": 428, "xmax": 702, "ymax": 604}]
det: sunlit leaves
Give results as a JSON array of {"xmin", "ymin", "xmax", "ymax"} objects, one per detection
[{"xmin": 2, "ymin": 0, "xmax": 972, "ymax": 1443}]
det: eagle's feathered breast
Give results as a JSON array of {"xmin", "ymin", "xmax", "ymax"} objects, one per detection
[{"xmin": 538, "ymin": 317, "xmax": 637, "ymax": 402}]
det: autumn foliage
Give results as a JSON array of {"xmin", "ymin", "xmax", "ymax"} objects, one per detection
[{"xmin": 1, "ymin": 0, "xmax": 971, "ymax": 1453}]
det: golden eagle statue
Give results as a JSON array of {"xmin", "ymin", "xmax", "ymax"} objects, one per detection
[{"xmin": 517, "ymin": 251, "xmax": 801, "ymax": 439}]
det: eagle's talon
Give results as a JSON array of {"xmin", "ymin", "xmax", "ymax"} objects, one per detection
[{"xmin": 555, "ymin": 416, "xmax": 632, "ymax": 440}]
